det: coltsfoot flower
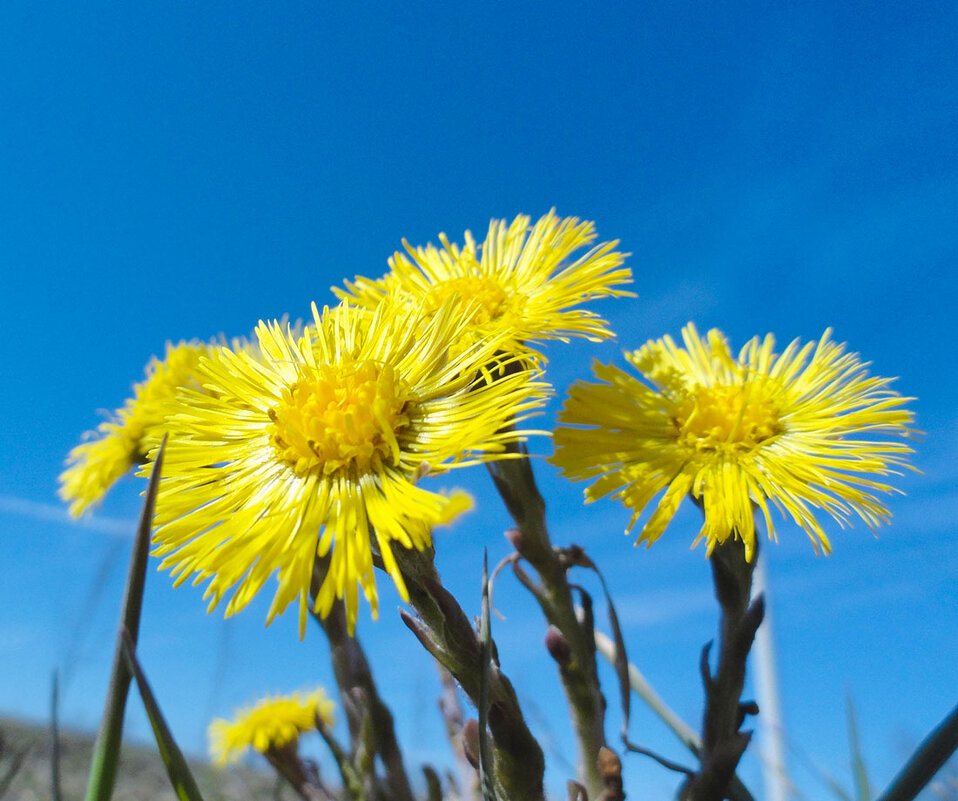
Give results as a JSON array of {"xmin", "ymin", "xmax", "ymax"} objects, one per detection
[
  {"xmin": 550, "ymin": 324, "xmax": 915, "ymax": 559},
  {"xmin": 59, "ymin": 341, "xmax": 211, "ymax": 516},
  {"xmin": 209, "ymin": 688, "xmax": 335, "ymax": 766},
  {"xmin": 334, "ymin": 210, "xmax": 633, "ymax": 358},
  {"xmin": 149, "ymin": 298, "xmax": 547, "ymax": 636}
]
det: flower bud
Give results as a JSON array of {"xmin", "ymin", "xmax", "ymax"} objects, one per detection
[
  {"xmin": 504, "ymin": 527, "xmax": 524, "ymax": 551},
  {"xmin": 545, "ymin": 625, "xmax": 572, "ymax": 666},
  {"xmin": 462, "ymin": 718, "xmax": 481, "ymax": 769}
]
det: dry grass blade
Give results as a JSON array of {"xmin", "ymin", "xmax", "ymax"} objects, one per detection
[{"xmin": 83, "ymin": 437, "xmax": 165, "ymax": 801}]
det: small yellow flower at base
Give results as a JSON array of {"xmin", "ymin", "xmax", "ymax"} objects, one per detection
[
  {"xmin": 148, "ymin": 298, "xmax": 548, "ymax": 637},
  {"xmin": 209, "ymin": 688, "xmax": 335, "ymax": 766},
  {"xmin": 550, "ymin": 324, "xmax": 916, "ymax": 560},
  {"xmin": 58, "ymin": 341, "xmax": 210, "ymax": 517},
  {"xmin": 334, "ymin": 210, "xmax": 634, "ymax": 359}
]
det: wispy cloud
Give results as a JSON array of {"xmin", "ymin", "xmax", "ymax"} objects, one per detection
[{"xmin": 0, "ymin": 494, "xmax": 135, "ymax": 536}]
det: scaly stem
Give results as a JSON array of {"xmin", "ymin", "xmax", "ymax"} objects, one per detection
[
  {"xmin": 488, "ymin": 450, "xmax": 610, "ymax": 799},
  {"xmin": 310, "ymin": 560, "xmax": 414, "ymax": 801},
  {"xmin": 437, "ymin": 666, "xmax": 481, "ymax": 801},
  {"xmin": 392, "ymin": 543, "xmax": 546, "ymax": 801},
  {"xmin": 681, "ymin": 536, "xmax": 765, "ymax": 801}
]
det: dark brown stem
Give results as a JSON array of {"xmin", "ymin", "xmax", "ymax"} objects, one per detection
[
  {"xmin": 392, "ymin": 543, "xmax": 546, "ymax": 801},
  {"xmin": 488, "ymin": 449, "xmax": 609, "ymax": 799},
  {"xmin": 310, "ymin": 560, "xmax": 414, "ymax": 801},
  {"xmin": 681, "ymin": 536, "xmax": 765, "ymax": 801},
  {"xmin": 265, "ymin": 740, "xmax": 330, "ymax": 801}
]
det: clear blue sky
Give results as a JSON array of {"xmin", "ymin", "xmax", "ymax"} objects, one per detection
[{"xmin": 1, "ymin": 2, "xmax": 956, "ymax": 798}]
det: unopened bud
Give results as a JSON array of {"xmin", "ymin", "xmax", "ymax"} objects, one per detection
[
  {"xmin": 737, "ymin": 699, "xmax": 760, "ymax": 727},
  {"xmin": 462, "ymin": 718, "xmax": 481, "ymax": 769},
  {"xmin": 504, "ymin": 527, "xmax": 524, "ymax": 550},
  {"xmin": 597, "ymin": 746, "xmax": 622, "ymax": 780},
  {"xmin": 545, "ymin": 625, "xmax": 572, "ymax": 666}
]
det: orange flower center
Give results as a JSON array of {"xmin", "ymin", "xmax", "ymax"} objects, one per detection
[{"xmin": 268, "ymin": 360, "xmax": 413, "ymax": 476}]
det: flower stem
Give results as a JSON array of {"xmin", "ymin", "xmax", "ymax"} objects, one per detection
[
  {"xmin": 265, "ymin": 740, "xmax": 331, "ymax": 801},
  {"xmin": 437, "ymin": 665, "xmax": 481, "ymax": 801},
  {"xmin": 488, "ymin": 449, "xmax": 610, "ymax": 800},
  {"xmin": 392, "ymin": 543, "xmax": 546, "ymax": 801},
  {"xmin": 310, "ymin": 560, "xmax": 414, "ymax": 801},
  {"xmin": 681, "ymin": 536, "xmax": 765, "ymax": 801}
]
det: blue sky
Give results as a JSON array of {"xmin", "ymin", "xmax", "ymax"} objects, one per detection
[{"xmin": 1, "ymin": 2, "xmax": 956, "ymax": 798}]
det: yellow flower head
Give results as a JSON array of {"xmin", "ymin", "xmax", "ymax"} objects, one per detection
[
  {"xmin": 149, "ymin": 298, "xmax": 547, "ymax": 636},
  {"xmin": 334, "ymin": 210, "xmax": 633, "ymax": 357},
  {"xmin": 550, "ymin": 324, "xmax": 916, "ymax": 559},
  {"xmin": 59, "ymin": 341, "xmax": 211, "ymax": 517},
  {"xmin": 208, "ymin": 688, "xmax": 335, "ymax": 766}
]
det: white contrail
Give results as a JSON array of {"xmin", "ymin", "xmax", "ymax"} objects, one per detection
[{"xmin": 0, "ymin": 493, "xmax": 135, "ymax": 536}]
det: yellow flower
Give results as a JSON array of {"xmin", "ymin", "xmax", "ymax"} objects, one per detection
[
  {"xmin": 334, "ymin": 210, "xmax": 633, "ymax": 357},
  {"xmin": 209, "ymin": 688, "xmax": 335, "ymax": 766},
  {"xmin": 59, "ymin": 341, "xmax": 211, "ymax": 517},
  {"xmin": 149, "ymin": 299, "xmax": 547, "ymax": 636},
  {"xmin": 550, "ymin": 324, "xmax": 915, "ymax": 559},
  {"xmin": 434, "ymin": 488, "xmax": 475, "ymax": 527}
]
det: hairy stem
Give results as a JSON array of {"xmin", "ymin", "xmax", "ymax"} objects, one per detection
[
  {"xmin": 310, "ymin": 561, "xmax": 414, "ymax": 801},
  {"xmin": 437, "ymin": 666, "xmax": 481, "ymax": 801},
  {"xmin": 681, "ymin": 536, "xmax": 765, "ymax": 801},
  {"xmin": 393, "ymin": 543, "xmax": 546, "ymax": 801},
  {"xmin": 488, "ymin": 451, "xmax": 610, "ymax": 799}
]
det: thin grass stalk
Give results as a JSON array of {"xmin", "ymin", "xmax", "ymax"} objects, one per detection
[
  {"xmin": 846, "ymin": 692, "xmax": 872, "ymax": 801},
  {"xmin": 875, "ymin": 703, "xmax": 958, "ymax": 801},
  {"xmin": 120, "ymin": 631, "xmax": 205, "ymax": 801},
  {"xmin": 594, "ymin": 631, "xmax": 702, "ymax": 754},
  {"xmin": 83, "ymin": 438, "xmax": 165, "ymax": 801},
  {"xmin": 477, "ymin": 550, "xmax": 497, "ymax": 801}
]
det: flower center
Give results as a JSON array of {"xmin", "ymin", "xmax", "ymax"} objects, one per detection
[
  {"xmin": 268, "ymin": 360, "xmax": 413, "ymax": 477},
  {"xmin": 424, "ymin": 275, "xmax": 509, "ymax": 326},
  {"xmin": 673, "ymin": 384, "xmax": 783, "ymax": 454}
]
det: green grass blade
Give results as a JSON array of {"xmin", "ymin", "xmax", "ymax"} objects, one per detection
[
  {"xmin": 478, "ymin": 549, "xmax": 498, "ymax": 801},
  {"xmin": 846, "ymin": 691, "xmax": 872, "ymax": 801},
  {"xmin": 120, "ymin": 631, "xmax": 205, "ymax": 801},
  {"xmin": 876, "ymin": 703, "xmax": 958, "ymax": 801},
  {"xmin": 84, "ymin": 439, "xmax": 165, "ymax": 801}
]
